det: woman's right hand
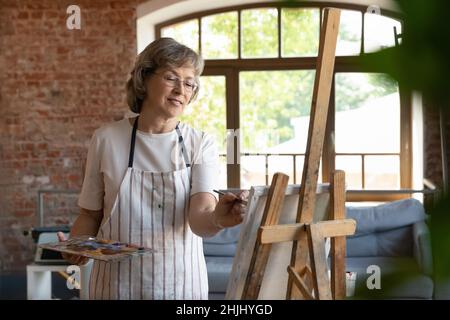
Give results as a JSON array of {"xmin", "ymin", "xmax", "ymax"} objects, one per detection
[{"xmin": 57, "ymin": 232, "xmax": 89, "ymax": 265}]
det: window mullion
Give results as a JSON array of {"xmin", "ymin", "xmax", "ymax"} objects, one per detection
[
  {"xmin": 400, "ymin": 86, "xmax": 412, "ymax": 189},
  {"xmin": 278, "ymin": 7, "xmax": 281, "ymax": 58},
  {"xmin": 361, "ymin": 10, "xmax": 365, "ymax": 54},
  {"xmin": 238, "ymin": 10, "xmax": 241, "ymax": 59},
  {"xmin": 226, "ymin": 70, "xmax": 240, "ymax": 188},
  {"xmin": 198, "ymin": 17, "xmax": 202, "ymax": 54}
]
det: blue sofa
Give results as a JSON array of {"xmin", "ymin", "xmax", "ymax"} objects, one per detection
[
  {"xmin": 203, "ymin": 198, "xmax": 435, "ymax": 299},
  {"xmin": 345, "ymin": 199, "xmax": 433, "ymax": 299}
]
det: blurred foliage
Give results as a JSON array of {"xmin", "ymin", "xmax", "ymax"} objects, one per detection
[
  {"xmin": 336, "ymin": 73, "xmax": 398, "ymax": 111},
  {"xmin": 359, "ymin": 0, "xmax": 450, "ymax": 107},
  {"xmin": 242, "ymin": 8, "xmax": 279, "ymax": 58},
  {"xmin": 352, "ymin": 260, "xmax": 425, "ymax": 299},
  {"xmin": 161, "ymin": 19, "xmax": 199, "ymax": 52},
  {"xmin": 430, "ymin": 194, "xmax": 450, "ymax": 285},
  {"xmin": 202, "ymin": 12, "xmax": 238, "ymax": 59},
  {"xmin": 359, "ymin": 0, "xmax": 450, "ymax": 296},
  {"xmin": 281, "ymin": 8, "xmax": 320, "ymax": 57}
]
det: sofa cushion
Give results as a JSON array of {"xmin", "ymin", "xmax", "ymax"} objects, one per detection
[
  {"xmin": 203, "ymin": 224, "xmax": 241, "ymax": 257},
  {"xmin": 346, "ymin": 256, "xmax": 433, "ymax": 299},
  {"xmin": 203, "ymin": 224, "xmax": 241, "ymax": 244},
  {"xmin": 434, "ymin": 279, "xmax": 450, "ymax": 300},
  {"xmin": 203, "ymin": 243, "xmax": 237, "ymax": 257},
  {"xmin": 205, "ymin": 256, "xmax": 234, "ymax": 293},
  {"xmin": 346, "ymin": 198, "xmax": 426, "ymax": 236},
  {"xmin": 347, "ymin": 226, "xmax": 413, "ymax": 257}
]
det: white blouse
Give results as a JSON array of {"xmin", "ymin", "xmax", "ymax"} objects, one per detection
[{"xmin": 78, "ymin": 117, "xmax": 219, "ymax": 217}]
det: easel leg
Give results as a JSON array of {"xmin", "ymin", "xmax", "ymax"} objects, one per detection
[
  {"xmin": 330, "ymin": 170, "xmax": 346, "ymax": 299},
  {"xmin": 307, "ymin": 224, "xmax": 332, "ymax": 300}
]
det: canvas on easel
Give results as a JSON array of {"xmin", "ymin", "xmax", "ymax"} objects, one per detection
[{"xmin": 225, "ymin": 182, "xmax": 331, "ymax": 299}]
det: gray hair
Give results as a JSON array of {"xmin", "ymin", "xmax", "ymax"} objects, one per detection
[{"xmin": 126, "ymin": 37, "xmax": 204, "ymax": 113}]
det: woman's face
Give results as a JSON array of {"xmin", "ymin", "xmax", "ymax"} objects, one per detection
[{"xmin": 143, "ymin": 64, "xmax": 196, "ymax": 119}]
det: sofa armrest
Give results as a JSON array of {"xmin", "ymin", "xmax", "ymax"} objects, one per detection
[{"xmin": 412, "ymin": 220, "xmax": 433, "ymax": 276}]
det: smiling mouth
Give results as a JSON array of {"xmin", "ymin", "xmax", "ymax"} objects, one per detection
[{"xmin": 168, "ymin": 98, "xmax": 183, "ymax": 106}]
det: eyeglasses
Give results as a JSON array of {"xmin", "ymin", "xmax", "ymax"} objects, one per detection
[{"xmin": 156, "ymin": 73, "xmax": 198, "ymax": 94}]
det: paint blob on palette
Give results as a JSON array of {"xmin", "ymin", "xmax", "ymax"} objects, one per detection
[{"xmin": 39, "ymin": 236, "xmax": 153, "ymax": 262}]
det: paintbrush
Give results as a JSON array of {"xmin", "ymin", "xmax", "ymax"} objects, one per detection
[{"xmin": 213, "ymin": 189, "xmax": 248, "ymax": 206}]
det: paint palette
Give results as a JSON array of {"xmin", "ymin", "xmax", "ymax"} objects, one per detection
[{"xmin": 38, "ymin": 236, "xmax": 153, "ymax": 262}]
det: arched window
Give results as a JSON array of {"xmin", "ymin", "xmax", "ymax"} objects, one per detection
[{"xmin": 154, "ymin": 2, "xmax": 410, "ymax": 201}]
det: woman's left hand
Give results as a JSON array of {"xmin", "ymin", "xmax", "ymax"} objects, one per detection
[{"xmin": 212, "ymin": 190, "xmax": 249, "ymax": 229}]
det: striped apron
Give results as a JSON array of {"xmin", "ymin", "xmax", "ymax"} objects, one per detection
[{"xmin": 89, "ymin": 117, "xmax": 209, "ymax": 300}]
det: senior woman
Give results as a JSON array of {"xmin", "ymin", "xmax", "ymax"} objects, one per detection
[{"xmin": 58, "ymin": 37, "xmax": 248, "ymax": 300}]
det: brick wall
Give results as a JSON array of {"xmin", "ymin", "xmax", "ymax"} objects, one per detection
[
  {"xmin": 423, "ymin": 102, "xmax": 443, "ymax": 189},
  {"xmin": 442, "ymin": 108, "xmax": 450, "ymax": 190},
  {"xmin": 0, "ymin": 0, "xmax": 143, "ymax": 271},
  {"xmin": 423, "ymin": 98, "xmax": 450, "ymax": 192}
]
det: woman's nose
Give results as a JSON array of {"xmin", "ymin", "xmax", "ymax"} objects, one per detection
[{"xmin": 172, "ymin": 82, "xmax": 185, "ymax": 95}]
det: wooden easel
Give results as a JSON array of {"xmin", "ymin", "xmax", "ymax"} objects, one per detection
[{"xmin": 240, "ymin": 8, "xmax": 356, "ymax": 300}]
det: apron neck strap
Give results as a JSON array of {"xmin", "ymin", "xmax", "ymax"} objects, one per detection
[
  {"xmin": 128, "ymin": 116, "xmax": 139, "ymax": 168},
  {"xmin": 128, "ymin": 118, "xmax": 191, "ymax": 169},
  {"xmin": 176, "ymin": 122, "xmax": 191, "ymax": 168}
]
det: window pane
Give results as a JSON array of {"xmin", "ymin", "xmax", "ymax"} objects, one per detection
[
  {"xmin": 201, "ymin": 12, "xmax": 238, "ymax": 59},
  {"xmin": 161, "ymin": 19, "xmax": 199, "ymax": 52},
  {"xmin": 335, "ymin": 73, "xmax": 400, "ymax": 153},
  {"xmin": 181, "ymin": 76, "xmax": 226, "ymax": 152},
  {"xmin": 180, "ymin": 76, "xmax": 226, "ymax": 187},
  {"xmin": 364, "ymin": 13, "xmax": 402, "ymax": 53},
  {"xmin": 365, "ymin": 156, "xmax": 400, "ymax": 189},
  {"xmin": 281, "ymin": 8, "xmax": 320, "ymax": 57},
  {"xmin": 240, "ymin": 70, "xmax": 315, "ymax": 187},
  {"xmin": 295, "ymin": 155, "xmax": 305, "ymax": 184},
  {"xmin": 295, "ymin": 156, "xmax": 323, "ymax": 184},
  {"xmin": 241, "ymin": 8, "xmax": 278, "ymax": 58},
  {"xmin": 335, "ymin": 10, "xmax": 361, "ymax": 56},
  {"xmin": 218, "ymin": 155, "xmax": 227, "ymax": 190},
  {"xmin": 241, "ymin": 155, "xmax": 266, "ymax": 189},
  {"xmin": 268, "ymin": 155, "xmax": 294, "ymax": 183},
  {"xmin": 336, "ymin": 156, "xmax": 362, "ymax": 189},
  {"xmin": 240, "ymin": 70, "xmax": 315, "ymax": 154}
]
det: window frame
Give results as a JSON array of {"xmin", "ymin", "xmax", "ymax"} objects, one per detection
[{"xmin": 155, "ymin": 2, "xmax": 410, "ymax": 201}]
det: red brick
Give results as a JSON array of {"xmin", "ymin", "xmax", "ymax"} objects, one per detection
[
  {"xmin": 47, "ymin": 150, "xmax": 60, "ymax": 158},
  {"xmin": 31, "ymin": 11, "xmax": 44, "ymax": 19},
  {"xmin": 67, "ymin": 174, "xmax": 80, "ymax": 183},
  {"xmin": 37, "ymin": 143, "xmax": 48, "ymax": 150},
  {"xmin": 13, "ymin": 210, "xmax": 34, "ymax": 218},
  {"xmin": 17, "ymin": 11, "xmax": 29, "ymax": 19},
  {"xmin": 57, "ymin": 46, "xmax": 70, "ymax": 55},
  {"xmin": 44, "ymin": 11, "xmax": 58, "ymax": 19}
]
